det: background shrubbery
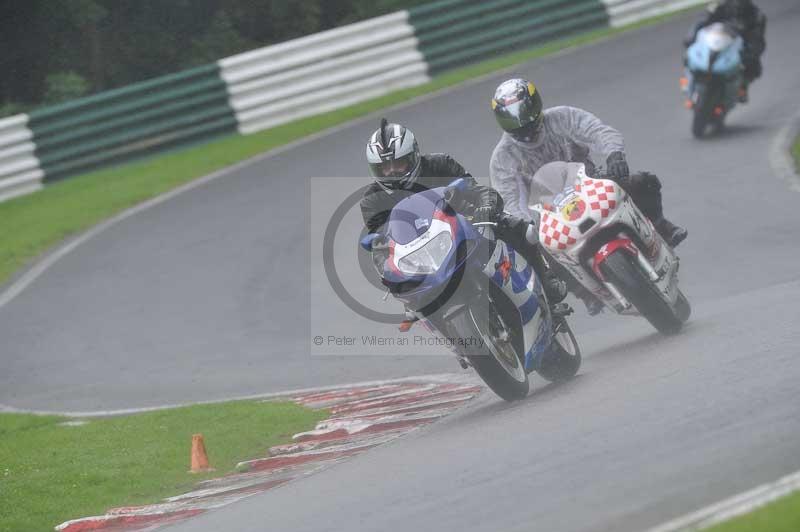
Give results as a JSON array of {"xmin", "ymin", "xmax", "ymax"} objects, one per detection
[{"xmin": 0, "ymin": 0, "xmax": 432, "ymax": 116}]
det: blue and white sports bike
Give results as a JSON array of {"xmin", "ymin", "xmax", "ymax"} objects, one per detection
[
  {"xmin": 360, "ymin": 179, "xmax": 581, "ymax": 401},
  {"xmin": 682, "ymin": 22, "xmax": 744, "ymax": 138}
]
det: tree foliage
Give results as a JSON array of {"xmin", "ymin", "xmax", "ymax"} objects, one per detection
[{"xmin": 0, "ymin": 0, "xmax": 433, "ymax": 115}]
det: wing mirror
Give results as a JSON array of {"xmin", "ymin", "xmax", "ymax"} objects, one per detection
[
  {"xmin": 447, "ymin": 177, "xmax": 467, "ymax": 190},
  {"xmin": 360, "ymin": 233, "xmax": 381, "ymax": 251}
]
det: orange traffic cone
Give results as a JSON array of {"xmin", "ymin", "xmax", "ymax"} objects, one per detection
[{"xmin": 189, "ymin": 434, "xmax": 214, "ymax": 473}]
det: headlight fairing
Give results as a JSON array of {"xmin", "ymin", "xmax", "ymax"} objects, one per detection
[{"xmin": 397, "ymin": 231, "xmax": 453, "ymax": 276}]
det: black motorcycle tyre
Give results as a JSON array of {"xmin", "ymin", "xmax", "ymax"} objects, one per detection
[{"xmin": 448, "ymin": 307, "xmax": 529, "ymax": 402}]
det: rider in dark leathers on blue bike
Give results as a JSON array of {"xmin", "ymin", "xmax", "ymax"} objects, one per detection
[{"xmin": 361, "ymin": 119, "xmax": 567, "ymax": 306}]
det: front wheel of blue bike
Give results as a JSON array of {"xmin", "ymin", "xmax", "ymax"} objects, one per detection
[
  {"xmin": 449, "ymin": 307, "xmax": 529, "ymax": 402},
  {"xmin": 536, "ymin": 319, "xmax": 581, "ymax": 383}
]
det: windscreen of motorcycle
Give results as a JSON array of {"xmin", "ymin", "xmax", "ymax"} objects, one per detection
[
  {"xmin": 388, "ymin": 187, "xmax": 444, "ymax": 245},
  {"xmin": 528, "ymin": 161, "xmax": 587, "ymax": 209}
]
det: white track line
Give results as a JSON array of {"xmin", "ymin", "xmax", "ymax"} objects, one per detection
[
  {"xmin": 769, "ymin": 110, "xmax": 800, "ymax": 192},
  {"xmin": 645, "ymin": 469, "xmax": 800, "ymax": 532},
  {"xmin": 0, "ymin": 372, "xmax": 479, "ymax": 417}
]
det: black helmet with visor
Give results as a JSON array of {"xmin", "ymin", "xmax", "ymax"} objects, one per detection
[{"xmin": 492, "ymin": 78, "xmax": 544, "ymax": 142}]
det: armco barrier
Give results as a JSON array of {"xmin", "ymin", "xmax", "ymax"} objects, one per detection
[
  {"xmin": 409, "ymin": 0, "xmax": 609, "ymax": 74},
  {"xmin": 601, "ymin": 0, "xmax": 706, "ymax": 27},
  {"xmin": 0, "ymin": 114, "xmax": 44, "ymax": 202},
  {"xmin": 27, "ymin": 64, "xmax": 237, "ymax": 181},
  {"xmin": 218, "ymin": 11, "xmax": 429, "ymax": 135},
  {"xmin": 0, "ymin": 0, "xmax": 705, "ymax": 203}
]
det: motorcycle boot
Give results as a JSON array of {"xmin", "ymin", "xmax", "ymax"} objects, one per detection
[
  {"xmin": 541, "ymin": 270, "xmax": 568, "ymax": 305},
  {"xmin": 655, "ymin": 217, "xmax": 688, "ymax": 248},
  {"xmin": 573, "ymin": 284, "xmax": 604, "ymax": 315}
]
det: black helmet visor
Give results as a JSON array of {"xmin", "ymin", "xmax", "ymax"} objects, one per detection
[
  {"xmin": 368, "ymin": 152, "xmax": 419, "ymax": 179},
  {"xmin": 494, "ymin": 97, "xmax": 541, "ymax": 132}
]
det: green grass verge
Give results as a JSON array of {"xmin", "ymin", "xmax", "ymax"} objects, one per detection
[
  {"xmin": 0, "ymin": 8, "xmax": 698, "ymax": 288},
  {"xmin": 0, "ymin": 402, "xmax": 327, "ymax": 532},
  {"xmin": 704, "ymin": 491, "xmax": 800, "ymax": 532},
  {"xmin": 792, "ymin": 134, "xmax": 800, "ymax": 174}
]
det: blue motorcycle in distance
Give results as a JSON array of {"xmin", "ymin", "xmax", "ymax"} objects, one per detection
[
  {"xmin": 360, "ymin": 179, "xmax": 581, "ymax": 401},
  {"xmin": 682, "ymin": 22, "xmax": 744, "ymax": 138}
]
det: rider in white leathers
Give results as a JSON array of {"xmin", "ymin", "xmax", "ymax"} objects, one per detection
[{"xmin": 489, "ymin": 79, "xmax": 688, "ymax": 313}]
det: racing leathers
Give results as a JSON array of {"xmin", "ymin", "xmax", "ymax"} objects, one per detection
[
  {"xmin": 361, "ymin": 153, "xmax": 567, "ymax": 305},
  {"xmin": 687, "ymin": 0, "xmax": 766, "ymax": 85},
  {"xmin": 362, "ymin": 154, "xmax": 498, "ymax": 234},
  {"xmin": 490, "ymin": 106, "xmax": 680, "ymax": 235},
  {"xmin": 489, "ymin": 105, "xmax": 686, "ymax": 312}
]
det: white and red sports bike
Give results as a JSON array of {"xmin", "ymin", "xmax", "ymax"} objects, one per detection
[{"xmin": 528, "ymin": 162, "xmax": 691, "ymax": 335}]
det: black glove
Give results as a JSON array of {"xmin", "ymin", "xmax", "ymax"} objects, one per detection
[
  {"xmin": 472, "ymin": 205, "xmax": 498, "ymax": 224},
  {"xmin": 606, "ymin": 151, "xmax": 629, "ymax": 180}
]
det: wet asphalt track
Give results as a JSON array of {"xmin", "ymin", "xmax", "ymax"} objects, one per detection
[{"xmin": 3, "ymin": 1, "xmax": 800, "ymax": 530}]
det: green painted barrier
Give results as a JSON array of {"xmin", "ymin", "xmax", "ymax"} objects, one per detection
[
  {"xmin": 409, "ymin": 0, "xmax": 609, "ymax": 74},
  {"xmin": 28, "ymin": 63, "xmax": 236, "ymax": 181},
  {"xmin": 0, "ymin": 0, "xmax": 693, "ymax": 201}
]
